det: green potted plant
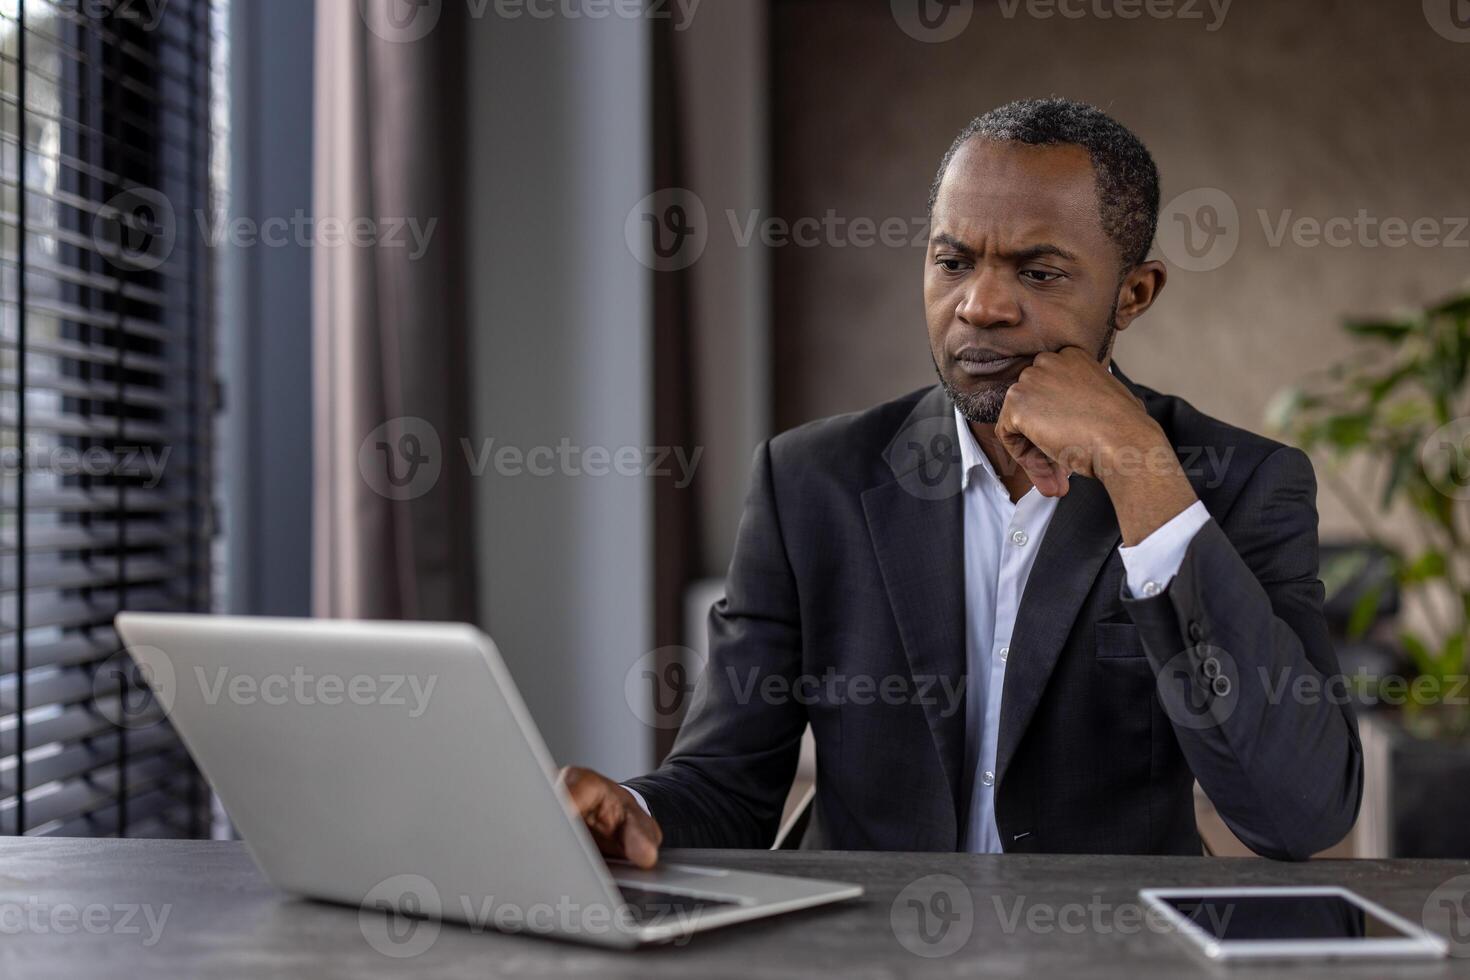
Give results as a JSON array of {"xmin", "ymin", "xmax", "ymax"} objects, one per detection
[{"xmin": 1268, "ymin": 287, "xmax": 1470, "ymax": 856}]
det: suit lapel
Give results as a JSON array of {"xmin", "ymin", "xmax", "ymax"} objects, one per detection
[
  {"xmin": 861, "ymin": 386, "xmax": 967, "ymax": 819},
  {"xmin": 994, "ymin": 474, "xmax": 1121, "ymax": 788}
]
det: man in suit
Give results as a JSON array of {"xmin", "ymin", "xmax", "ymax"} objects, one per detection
[{"xmin": 560, "ymin": 98, "xmax": 1363, "ymax": 864}]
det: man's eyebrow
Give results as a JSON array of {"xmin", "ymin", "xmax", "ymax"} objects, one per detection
[
  {"xmin": 1010, "ymin": 243, "xmax": 1080, "ymax": 263},
  {"xmin": 929, "ymin": 232, "xmax": 978, "ymax": 255},
  {"xmin": 928, "ymin": 234, "xmax": 1080, "ymax": 264}
]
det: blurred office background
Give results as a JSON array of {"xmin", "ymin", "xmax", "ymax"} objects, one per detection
[{"xmin": 2, "ymin": 0, "xmax": 1468, "ymax": 856}]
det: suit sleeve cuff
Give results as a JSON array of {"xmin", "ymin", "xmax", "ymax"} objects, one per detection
[
  {"xmin": 1117, "ymin": 499, "xmax": 1211, "ymax": 598},
  {"xmin": 623, "ymin": 784, "xmax": 652, "ymax": 816}
]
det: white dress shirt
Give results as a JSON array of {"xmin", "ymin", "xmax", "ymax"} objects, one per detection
[{"xmin": 953, "ymin": 405, "xmax": 1209, "ymax": 851}]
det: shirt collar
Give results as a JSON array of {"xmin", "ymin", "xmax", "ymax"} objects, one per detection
[{"xmin": 952, "ymin": 405, "xmax": 1000, "ymax": 492}]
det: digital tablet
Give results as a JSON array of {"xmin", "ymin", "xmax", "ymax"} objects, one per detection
[{"xmin": 1139, "ymin": 886, "xmax": 1449, "ymax": 962}]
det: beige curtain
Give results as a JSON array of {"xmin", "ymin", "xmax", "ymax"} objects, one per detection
[{"xmin": 312, "ymin": 0, "xmax": 477, "ymax": 621}]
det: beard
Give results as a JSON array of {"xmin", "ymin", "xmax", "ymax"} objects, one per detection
[{"xmin": 937, "ymin": 320, "xmax": 1117, "ymax": 425}]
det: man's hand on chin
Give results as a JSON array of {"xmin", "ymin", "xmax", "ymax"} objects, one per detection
[{"xmin": 994, "ymin": 346, "xmax": 1200, "ymax": 546}]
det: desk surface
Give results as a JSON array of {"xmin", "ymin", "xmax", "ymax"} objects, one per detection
[{"xmin": 1, "ymin": 838, "xmax": 1468, "ymax": 979}]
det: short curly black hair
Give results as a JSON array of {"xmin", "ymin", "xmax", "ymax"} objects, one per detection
[{"xmin": 927, "ymin": 98, "xmax": 1160, "ymax": 270}]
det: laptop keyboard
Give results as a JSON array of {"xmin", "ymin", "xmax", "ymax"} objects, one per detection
[{"xmin": 615, "ymin": 885, "xmax": 740, "ymax": 925}]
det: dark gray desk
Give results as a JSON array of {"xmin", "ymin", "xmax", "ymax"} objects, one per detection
[{"xmin": 1, "ymin": 838, "xmax": 1468, "ymax": 978}]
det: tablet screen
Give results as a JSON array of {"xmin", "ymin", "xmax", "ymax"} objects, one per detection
[{"xmin": 1158, "ymin": 894, "xmax": 1410, "ymax": 942}]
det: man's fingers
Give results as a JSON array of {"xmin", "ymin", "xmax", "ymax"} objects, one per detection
[{"xmin": 556, "ymin": 766, "xmax": 661, "ymax": 868}]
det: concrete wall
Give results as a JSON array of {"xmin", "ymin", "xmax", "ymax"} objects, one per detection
[
  {"xmin": 767, "ymin": 0, "xmax": 1470, "ymax": 540},
  {"xmin": 467, "ymin": 11, "xmax": 653, "ymax": 779},
  {"xmin": 223, "ymin": 0, "xmax": 314, "ymax": 617}
]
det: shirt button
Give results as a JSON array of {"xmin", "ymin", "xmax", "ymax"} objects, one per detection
[
  {"xmin": 999, "ymin": 646, "xmax": 1009, "ymax": 663},
  {"xmin": 1009, "ymin": 528, "xmax": 1028, "ymax": 547},
  {"xmin": 1141, "ymin": 580, "xmax": 1161, "ymax": 597},
  {"xmin": 981, "ymin": 770, "xmax": 995, "ymax": 787}
]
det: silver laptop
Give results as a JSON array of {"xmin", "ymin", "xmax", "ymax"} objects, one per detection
[{"xmin": 113, "ymin": 613, "xmax": 861, "ymax": 948}]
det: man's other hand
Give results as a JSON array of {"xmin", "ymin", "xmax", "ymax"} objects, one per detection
[{"xmin": 556, "ymin": 766, "xmax": 663, "ymax": 869}]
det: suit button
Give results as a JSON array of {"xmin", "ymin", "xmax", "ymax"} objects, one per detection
[
  {"xmin": 1188, "ymin": 622, "xmax": 1205, "ymax": 642},
  {"xmin": 1211, "ymin": 675, "xmax": 1232, "ymax": 697},
  {"xmin": 1201, "ymin": 657, "xmax": 1221, "ymax": 679}
]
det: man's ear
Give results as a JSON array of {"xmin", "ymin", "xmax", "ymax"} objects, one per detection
[{"xmin": 1112, "ymin": 260, "xmax": 1167, "ymax": 332}]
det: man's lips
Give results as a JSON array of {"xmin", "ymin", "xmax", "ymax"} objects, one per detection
[{"xmin": 954, "ymin": 354, "xmax": 1031, "ymax": 378}]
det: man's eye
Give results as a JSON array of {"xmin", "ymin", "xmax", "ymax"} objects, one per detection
[
  {"xmin": 936, "ymin": 258, "xmax": 968, "ymax": 273},
  {"xmin": 1021, "ymin": 269, "xmax": 1064, "ymax": 283}
]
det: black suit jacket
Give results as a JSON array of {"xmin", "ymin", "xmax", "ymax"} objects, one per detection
[{"xmin": 627, "ymin": 367, "xmax": 1363, "ymax": 859}]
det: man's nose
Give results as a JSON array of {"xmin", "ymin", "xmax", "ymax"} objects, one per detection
[{"xmin": 955, "ymin": 268, "xmax": 1021, "ymax": 329}]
